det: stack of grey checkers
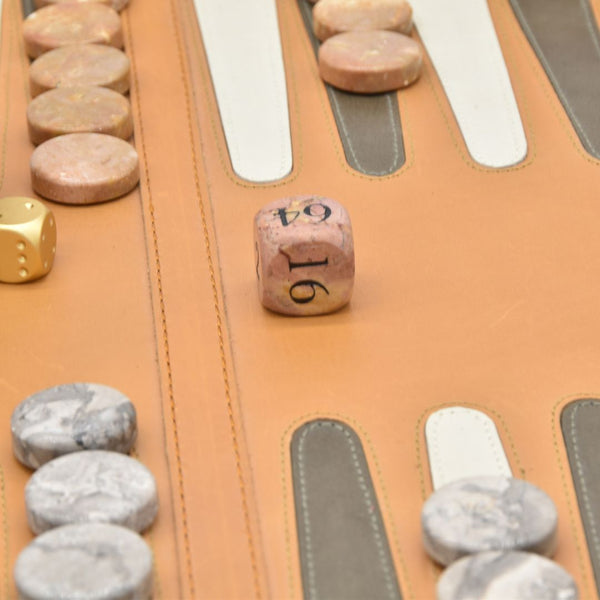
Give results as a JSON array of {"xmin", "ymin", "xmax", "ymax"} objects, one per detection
[
  {"xmin": 421, "ymin": 476, "xmax": 578, "ymax": 600},
  {"xmin": 11, "ymin": 383, "xmax": 158, "ymax": 600}
]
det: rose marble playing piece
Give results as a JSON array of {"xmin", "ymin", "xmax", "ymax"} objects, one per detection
[
  {"xmin": 254, "ymin": 195, "xmax": 354, "ymax": 316},
  {"xmin": 318, "ymin": 30, "xmax": 422, "ymax": 94},
  {"xmin": 23, "ymin": 4, "xmax": 123, "ymax": 59},
  {"xmin": 25, "ymin": 450, "xmax": 158, "ymax": 534},
  {"xmin": 11, "ymin": 383, "xmax": 137, "ymax": 469},
  {"xmin": 29, "ymin": 44, "xmax": 130, "ymax": 98},
  {"xmin": 31, "ymin": 133, "xmax": 139, "ymax": 205},
  {"xmin": 313, "ymin": 0, "xmax": 413, "ymax": 41},
  {"xmin": 14, "ymin": 523, "xmax": 153, "ymax": 600},
  {"xmin": 27, "ymin": 86, "xmax": 133, "ymax": 145},
  {"xmin": 422, "ymin": 476, "xmax": 558, "ymax": 566},
  {"xmin": 436, "ymin": 551, "xmax": 578, "ymax": 600}
]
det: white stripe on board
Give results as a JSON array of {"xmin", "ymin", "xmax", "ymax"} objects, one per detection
[
  {"xmin": 193, "ymin": 0, "xmax": 292, "ymax": 182},
  {"xmin": 425, "ymin": 406, "xmax": 512, "ymax": 490},
  {"xmin": 413, "ymin": 0, "xmax": 527, "ymax": 167}
]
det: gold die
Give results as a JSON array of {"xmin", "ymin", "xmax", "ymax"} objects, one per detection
[{"xmin": 0, "ymin": 197, "xmax": 56, "ymax": 283}]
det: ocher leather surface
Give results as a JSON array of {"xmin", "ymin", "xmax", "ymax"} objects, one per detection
[{"xmin": 3, "ymin": 0, "xmax": 600, "ymax": 597}]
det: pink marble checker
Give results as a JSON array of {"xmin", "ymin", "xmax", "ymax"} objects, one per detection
[
  {"xmin": 254, "ymin": 195, "xmax": 354, "ymax": 316},
  {"xmin": 313, "ymin": 0, "xmax": 413, "ymax": 42},
  {"xmin": 27, "ymin": 85, "xmax": 133, "ymax": 145},
  {"xmin": 319, "ymin": 30, "xmax": 423, "ymax": 93},
  {"xmin": 31, "ymin": 133, "xmax": 139, "ymax": 205},
  {"xmin": 23, "ymin": 4, "xmax": 123, "ymax": 59},
  {"xmin": 29, "ymin": 44, "xmax": 130, "ymax": 98}
]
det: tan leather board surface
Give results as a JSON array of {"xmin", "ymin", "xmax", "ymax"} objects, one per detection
[{"xmin": 2, "ymin": 0, "xmax": 600, "ymax": 597}]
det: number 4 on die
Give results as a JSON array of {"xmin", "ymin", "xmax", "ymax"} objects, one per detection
[{"xmin": 254, "ymin": 195, "xmax": 355, "ymax": 316}]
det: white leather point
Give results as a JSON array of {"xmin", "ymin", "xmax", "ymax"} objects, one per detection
[
  {"xmin": 413, "ymin": 0, "xmax": 527, "ymax": 167},
  {"xmin": 425, "ymin": 406, "xmax": 512, "ymax": 490},
  {"xmin": 194, "ymin": 0, "xmax": 293, "ymax": 182}
]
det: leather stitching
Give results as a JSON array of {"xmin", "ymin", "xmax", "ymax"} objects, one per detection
[
  {"xmin": 124, "ymin": 10, "xmax": 192, "ymax": 599},
  {"xmin": 0, "ymin": 0, "xmax": 14, "ymax": 193},
  {"xmin": 282, "ymin": 412, "xmax": 415, "ymax": 600},
  {"xmin": 168, "ymin": 0, "xmax": 265, "ymax": 596},
  {"xmin": 295, "ymin": 420, "xmax": 400, "ymax": 600},
  {"xmin": 180, "ymin": 0, "xmax": 301, "ymax": 190},
  {"xmin": 552, "ymin": 395, "xmax": 594, "ymax": 599}
]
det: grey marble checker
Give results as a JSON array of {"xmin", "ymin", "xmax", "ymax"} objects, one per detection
[
  {"xmin": 437, "ymin": 551, "xmax": 578, "ymax": 600},
  {"xmin": 11, "ymin": 383, "xmax": 137, "ymax": 469},
  {"xmin": 25, "ymin": 450, "xmax": 158, "ymax": 534},
  {"xmin": 14, "ymin": 522, "xmax": 153, "ymax": 600},
  {"xmin": 422, "ymin": 476, "xmax": 558, "ymax": 566}
]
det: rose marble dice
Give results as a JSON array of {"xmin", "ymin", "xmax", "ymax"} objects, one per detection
[
  {"xmin": 254, "ymin": 195, "xmax": 354, "ymax": 316},
  {"xmin": 0, "ymin": 196, "xmax": 56, "ymax": 283}
]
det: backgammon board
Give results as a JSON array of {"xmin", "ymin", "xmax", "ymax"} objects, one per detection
[{"xmin": 3, "ymin": 0, "xmax": 600, "ymax": 597}]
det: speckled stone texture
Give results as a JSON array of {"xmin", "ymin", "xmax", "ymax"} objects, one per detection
[
  {"xmin": 422, "ymin": 476, "xmax": 558, "ymax": 566},
  {"xmin": 29, "ymin": 44, "xmax": 130, "ymax": 98},
  {"xmin": 31, "ymin": 133, "xmax": 140, "ymax": 205},
  {"xmin": 11, "ymin": 383, "xmax": 137, "ymax": 469},
  {"xmin": 27, "ymin": 85, "xmax": 133, "ymax": 145},
  {"xmin": 319, "ymin": 30, "xmax": 423, "ymax": 93},
  {"xmin": 22, "ymin": 4, "xmax": 123, "ymax": 59},
  {"xmin": 437, "ymin": 551, "xmax": 578, "ymax": 600},
  {"xmin": 25, "ymin": 450, "xmax": 158, "ymax": 534},
  {"xmin": 254, "ymin": 195, "xmax": 354, "ymax": 316},
  {"xmin": 313, "ymin": 0, "xmax": 412, "ymax": 41},
  {"xmin": 14, "ymin": 522, "xmax": 153, "ymax": 600}
]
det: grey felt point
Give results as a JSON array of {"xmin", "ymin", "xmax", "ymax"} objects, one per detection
[
  {"xmin": 25, "ymin": 450, "xmax": 158, "ymax": 534},
  {"xmin": 14, "ymin": 522, "xmax": 153, "ymax": 600},
  {"xmin": 436, "ymin": 551, "xmax": 578, "ymax": 600},
  {"xmin": 11, "ymin": 383, "xmax": 137, "ymax": 469},
  {"xmin": 422, "ymin": 476, "xmax": 558, "ymax": 566}
]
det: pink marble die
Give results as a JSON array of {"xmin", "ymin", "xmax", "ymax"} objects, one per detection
[{"xmin": 254, "ymin": 195, "xmax": 354, "ymax": 316}]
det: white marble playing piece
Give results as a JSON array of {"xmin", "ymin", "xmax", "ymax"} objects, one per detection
[
  {"xmin": 11, "ymin": 383, "xmax": 137, "ymax": 469},
  {"xmin": 25, "ymin": 450, "xmax": 158, "ymax": 534},
  {"xmin": 422, "ymin": 476, "xmax": 558, "ymax": 566},
  {"xmin": 425, "ymin": 406, "xmax": 512, "ymax": 490},
  {"xmin": 14, "ymin": 522, "xmax": 153, "ymax": 600},
  {"xmin": 437, "ymin": 551, "xmax": 578, "ymax": 600}
]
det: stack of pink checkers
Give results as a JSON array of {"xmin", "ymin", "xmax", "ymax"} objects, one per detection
[
  {"xmin": 23, "ymin": 0, "xmax": 139, "ymax": 205},
  {"xmin": 312, "ymin": 0, "xmax": 422, "ymax": 94}
]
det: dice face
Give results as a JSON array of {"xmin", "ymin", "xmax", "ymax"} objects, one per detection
[
  {"xmin": 0, "ymin": 197, "xmax": 56, "ymax": 283},
  {"xmin": 254, "ymin": 195, "xmax": 354, "ymax": 316}
]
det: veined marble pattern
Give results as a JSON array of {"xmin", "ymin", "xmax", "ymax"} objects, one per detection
[
  {"xmin": 422, "ymin": 476, "xmax": 558, "ymax": 566},
  {"xmin": 14, "ymin": 522, "xmax": 153, "ymax": 600},
  {"xmin": 25, "ymin": 450, "xmax": 158, "ymax": 534},
  {"xmin": 11, "ymin": 383, "xmax": 137, "ymax": 469},
  {"xmin": 437, "ymin": 551, "xmax": 578, "ymax": 600}
]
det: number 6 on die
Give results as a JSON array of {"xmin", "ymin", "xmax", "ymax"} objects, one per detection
[{"xmin": 254, "ymin": 195, "xmax": 354, "ymax": 316}]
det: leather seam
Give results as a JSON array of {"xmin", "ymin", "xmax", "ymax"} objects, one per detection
[
  {"xmin": 553, "ymin": 394, "xmax": 599, "ymax": 599},
  {"xmin": 124, "ymin": 10, "xmax": 192, "ymax": 599},
  {"xmin": 508, "ymin": 0, "xmax": 600, "ymax": 166},
  {"xmin": 282, "ymin": 412, "xmax": 415, "ymax": 600},
  {"xmin": 412, "ymin": 0, "xmax": 536, "ymax": 173},
  {"xmin": 170, "ymin": 0, "xmax": 265, "ymax": 596},
  {"xmin": 295, "ymin": 420, "xmax": 400, "ymax": 600},
  {"xmin": 568, "ymin": 403, "xmax": 600, "ymax": 562},
  {"xmin": 181, "ymin": 0, "xmax": 301, "ymax": 189}
]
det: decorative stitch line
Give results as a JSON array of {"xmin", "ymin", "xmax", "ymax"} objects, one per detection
[
  {"xmin": 124, "ymin": 9, "xmax": 192, "ymax": 599},
  {"xmin": 295, "ymin": 420, "xmax": 400, "ymax": 600},
  {"xmin": 170, "ymin": 0, "xmax": 265, "ymax": 596}
]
